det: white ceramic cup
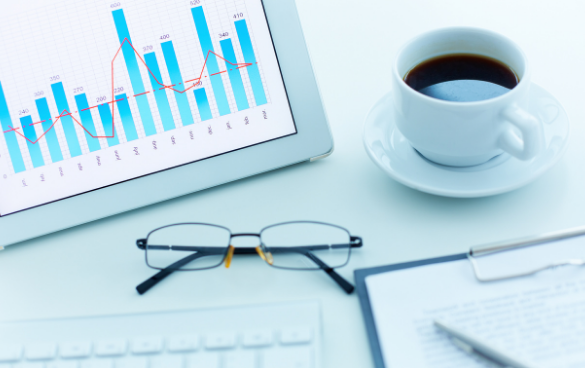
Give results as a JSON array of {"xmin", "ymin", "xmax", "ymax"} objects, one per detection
[{"xmin": 391, "ymin": 27, "xmax": 544, "ymax": 167}]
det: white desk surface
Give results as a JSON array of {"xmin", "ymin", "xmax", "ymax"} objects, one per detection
[{"xmin": 1, "ymin": 0, "xmax": 585, "ymax": 367}]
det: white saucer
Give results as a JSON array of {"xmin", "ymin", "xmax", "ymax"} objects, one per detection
[{"xmin": 363, "ymin": 83, "xmax": 570, "ymax": 198}]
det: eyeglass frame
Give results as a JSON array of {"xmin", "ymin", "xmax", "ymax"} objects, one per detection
[{"xmin": 135, "ymin": 221, "xmax": 363, "ymax": 295}]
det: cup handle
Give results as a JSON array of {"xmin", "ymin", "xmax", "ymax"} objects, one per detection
[{"xmin": 498, "ymin": 104, "xmax": 544, "ymax": 160}]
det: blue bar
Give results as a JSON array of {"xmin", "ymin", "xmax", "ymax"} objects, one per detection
[
  {"xmin": 35, "ymin": 98, "xmax": 63, "ymax": 163},
  {"xmin": 144, "ymin": 52, "xmax": 175, "ymax": 131},
  {"xmin": 97, "ymin": 104, "xmax": 119, "ymax": 147},
  {"xmin": 115, "ymin": 94, "xmax": 138, "ymax": 142},
  {"xmin": 191, "ymin": 7, "xmax": 231, "ymax": 116},
  {"xmin": 112, "ymin": 9, "xmax": 157, "ymax": 137},
  {"xmin": 194, "ymin": 88, "xmax": 212, "ymax": 121},
  {"xmin": 51, "ymin": 82, "xmax": 82, "ymax": 157},
  {"xmin": 74, "ymin": 94, "xmax": 102, "ymax": 153},
  {"xmin": 0, "ymin": 81, "xmax": 26, "ymax": 173},
  {"xmin": 220, "ymin": 39, "xmax": 249, "ymax": 111},
  {"xmin": 235, "ymin": 19, "xmax": 267, "ymax": 106},
  {"xmin": 161, "ymin": 41, "xmax": 194, "ymax": 126},
  {"xmin": 20, "ymin": 116, "xmax": 44, "ymax": 168}
]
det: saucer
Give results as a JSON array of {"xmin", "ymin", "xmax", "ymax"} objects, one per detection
[{"xmin": 363, "ymin": 83, "xmax": 570, "ymax": 198}]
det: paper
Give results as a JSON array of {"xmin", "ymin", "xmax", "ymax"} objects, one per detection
[{"xmin": 366, "ymin": 235, "xmax": 585, "ymax": 368}]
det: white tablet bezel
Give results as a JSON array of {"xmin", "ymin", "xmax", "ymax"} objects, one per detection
[{"xmin": 0, "ymin": 0, "xmax": 333, "ymax": 248}]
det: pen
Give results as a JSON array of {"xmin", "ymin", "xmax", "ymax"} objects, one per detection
[{"xmin": 434, "ymin": 319, "xmax": 538, "ymax": 368}]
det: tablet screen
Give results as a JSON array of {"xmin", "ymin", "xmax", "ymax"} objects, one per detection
[{"xmin": 0, "ymin": 0, "xmax": 296, "ymax": 216}]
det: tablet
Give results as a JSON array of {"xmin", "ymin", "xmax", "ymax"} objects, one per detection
[{"xmin": 0, "ymin": 0, "xmax": 333, "ymax": 247}]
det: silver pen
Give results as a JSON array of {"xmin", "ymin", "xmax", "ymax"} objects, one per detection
[{"xmin": 434, "ymin": 319, "xmax": 538, "ymax": 368}]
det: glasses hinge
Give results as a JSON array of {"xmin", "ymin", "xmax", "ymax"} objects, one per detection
[
  {"xmin": 350, "ymin": 236, "xmax": 363, "ymax": 247},
  {"xmin": 136, "ymin": 239, "xmax": 147, "ymax": 250}
]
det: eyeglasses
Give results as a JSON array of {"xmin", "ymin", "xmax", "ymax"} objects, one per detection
[{"xmin": 135, "ymin": 221, "xmax": 363, "ymax": 295}]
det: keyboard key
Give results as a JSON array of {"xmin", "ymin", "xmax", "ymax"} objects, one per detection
[
  {"xmin": 168, "ymin": 336, "xmax": 199, "ymax": 352},
  {"xmin": 26, "ymin": 343, "xmax": 57, "ymax": 360},
  {"xmin": 95, "ymin": 340, "xmax": 127, "ymax": 357},
  {"xmin": 47, "ymin": 362, "xmax": 79, "ymax": 368},
  {"xmin": 205, "ymin": 333, "xmax": 236, "ymax": 350},
  {"xmin": 81, "ymin": 361, "xmax": 114, "ymax": 368},
  {"xmin": 60, "ymin": 342, "xmax": 92, "ymax": 358},
  {"xmin": 114, "ymin": 357, "xmax": 148, "ymax": 368},
  {"xmin": 280, "ymin": 327, "xmax": 313, "ymax": 345},
  {"xmin": 0, "ymin": 344, "xmax": 22, "ymax": 362},
  {"xmin": 14, "ymin": 363, "xmax": 45, "ymax": 368},
  {"xmin": 151, "ymin": 356, "xmax": 183, "ymax": 368},
  {"xmin": 186, "ymin": 353, "xmax": 220, "ymax": 368},
  {"xmin": 264, "ymin": 347, "xmax": 313, "ymax": 368},
  {"xmin": 131, "ymin": 337, "xmax": 163, "ymax": 354},
  {"xmin": 242, "ymin": 330, "xmax": 273, "ymax": 348},
  {"xmin": 224, "ymin": 351, "xmax": 257, "ymax": 368}
]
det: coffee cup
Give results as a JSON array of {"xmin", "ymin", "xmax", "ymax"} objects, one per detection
[{"xmin": 391, "ymin": 27, "xmax": 544, "ymax": 167}]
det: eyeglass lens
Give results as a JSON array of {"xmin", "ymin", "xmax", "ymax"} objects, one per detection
[
  {"xmin": 261, "ymin": 222, "xmax": 352, "ymax": 270},
  {"xmin": 146, "ymin": 224, "xmax": 231, "ymax": 270}
]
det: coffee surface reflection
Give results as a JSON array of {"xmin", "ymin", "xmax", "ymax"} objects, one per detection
[{"xmin": 403, "ymin": 54, "xmax": 519, "ymax": 102}]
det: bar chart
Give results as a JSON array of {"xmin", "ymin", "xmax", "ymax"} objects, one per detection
[
  {"xmin": 0, "ymin": 1, "xmax": 269, "ymax": 174},
  {"xmin": 0, "ymin": 0, "xmax": 297, "ymax": 216}
]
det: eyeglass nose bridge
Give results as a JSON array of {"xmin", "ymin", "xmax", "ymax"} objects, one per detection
[
  {"xmin": 230, "ymin": 233, "xmax": 261, "ymax": 239},
  {"xmin": 224, "ymin": 233, "xmax": 274, "ymax": 268}
]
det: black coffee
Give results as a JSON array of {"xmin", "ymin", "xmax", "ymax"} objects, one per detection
[{"xmin": 403, "ymin": 54, "xmax": 519, "ymax": 102}]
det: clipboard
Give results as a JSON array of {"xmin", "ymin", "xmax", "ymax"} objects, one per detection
[
  {"xmin": 354, "ymin": 225, "xmax": 585, "ymax": 368},
  {"xmin": 355, "ymin": 253, "xmax": 467, "ymax": 368}
]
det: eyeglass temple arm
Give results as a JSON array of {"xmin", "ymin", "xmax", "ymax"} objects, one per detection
[
  {"xmin": 136, "ymin": 236, "xmax": 363, "ymax": 253},
  {"xmin": 265, "ymin": 236, "xmax": 360, "ymax": 294},
  {"xmin": 136, "ymin": 252, "xmax": 211, "ymax": 295},
  {"xmin": 262, "ymin": 237, "xmax": 363, "ymax": 253},
  {"xmin": 303, "ymin": 251, "xmax": 355, "ymax": 294}
]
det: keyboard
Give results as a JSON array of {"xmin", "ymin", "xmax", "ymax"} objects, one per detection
[{"xmin": 0, "ymin": 301, "xmax": 321, "ymax": 368}]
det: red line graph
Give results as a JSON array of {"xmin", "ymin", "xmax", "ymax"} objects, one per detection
[{"xmin": 5, "ymin": 37, "xmax": 253, "ymax": 145}]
